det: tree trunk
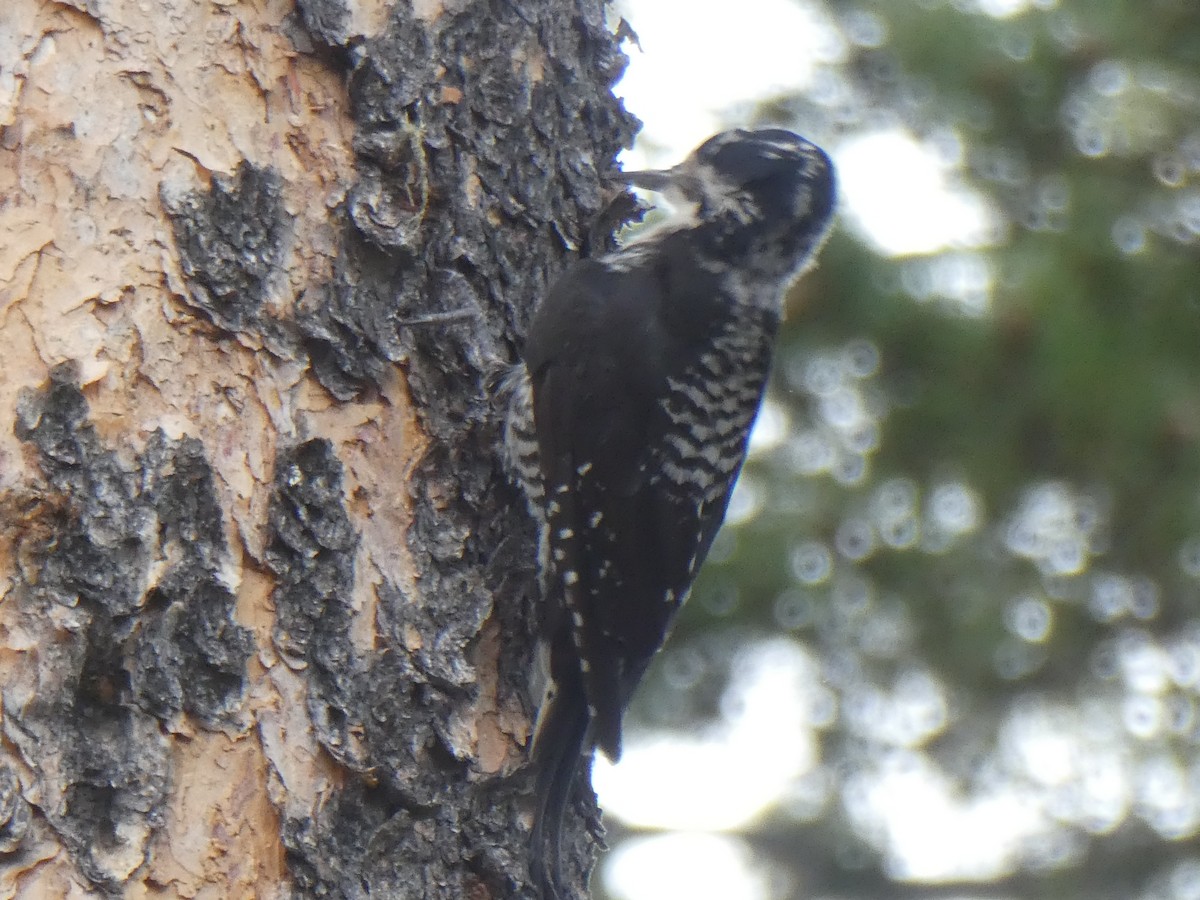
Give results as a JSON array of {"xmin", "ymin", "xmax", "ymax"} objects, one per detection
[{"xmin": 0, "ymin": 0, "xmax": 636, "ymax": 896}]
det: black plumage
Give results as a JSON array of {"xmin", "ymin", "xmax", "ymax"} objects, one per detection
[{"xmin": 512, "ymin": 128, "xmax": 836, "ymax": 899}]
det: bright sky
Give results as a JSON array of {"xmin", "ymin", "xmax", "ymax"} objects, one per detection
[
  {"xmin": 835, "ymin": 130, "xmax": 1000, "ymax": 256},
  {"xmin": 613, "ymin": 0, "xmax": 835, "ymax": 166},
  {"xmin": 593, "ymin": 640, "xmax": 821, "ymax": 832},
  {"xmin": 599, "ymin": 2, "xmax": 1021, "ymax": 898}
]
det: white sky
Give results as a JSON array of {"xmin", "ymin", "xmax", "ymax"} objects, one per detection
[
  {"xmin": 613, "ymin": 0, "xmax": 835, "ymax": 166},
  {"xmin": 605, "ymin": 833, "xmax": 772, "ymax": 900},
  {"xmin": 835, "ymin": 130, "xmax": 1000, "ymax": 256},
  {"xmin": 593, "ymin": 640, "xmax": 821, "ymax": 832}
]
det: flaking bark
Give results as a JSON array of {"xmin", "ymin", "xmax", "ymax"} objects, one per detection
[{"xmin": 0, "ymin": 0, "xmax": 637, "ymax": 896}]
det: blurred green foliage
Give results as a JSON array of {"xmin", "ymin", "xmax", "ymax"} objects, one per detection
[{"xmin": 606, "ymin": 2, "xmax": 1200, "ymax": 899}]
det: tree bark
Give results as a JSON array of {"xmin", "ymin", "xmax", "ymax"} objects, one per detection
[{"xmin": 0, "ymin": 0, "xmax": 636, "ymax": 896}]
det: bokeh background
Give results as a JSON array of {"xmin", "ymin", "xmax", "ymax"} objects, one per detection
[{"xmin": 593, "ymin": 2, "xmax": 1200, "ymax": 898}]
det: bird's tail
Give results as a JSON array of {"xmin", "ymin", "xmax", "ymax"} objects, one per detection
[{"xmin": 529, "ymin": 666, "xmax": 590, "ymax": 900}]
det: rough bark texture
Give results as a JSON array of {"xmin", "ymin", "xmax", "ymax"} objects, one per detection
[{"xmin": 0, "ymin": 0, "xmax": 637, "ymax": 897}]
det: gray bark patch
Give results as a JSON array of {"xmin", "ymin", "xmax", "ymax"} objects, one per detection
[
  {"xmin": 161, "ymin": 161, "xmax": 295, "ymax": 350},
  {"xmin": 266, "ymin": 439, "xmax": 366, "ymax": 770},
  {"xmin": 8, "ymin": 363, "xmax": 252, "ymax": 887}
]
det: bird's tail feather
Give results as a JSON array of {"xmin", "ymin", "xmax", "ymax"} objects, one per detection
[{"xmin": 529, "ymin": 678, "xmax": 590, "ymax": 900}]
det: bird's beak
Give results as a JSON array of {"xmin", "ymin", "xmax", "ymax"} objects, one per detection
[{"xmin": 617, "ymin": 168, "xmax": 676, "ymax": 193}]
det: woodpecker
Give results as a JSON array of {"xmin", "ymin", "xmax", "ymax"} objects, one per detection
[{"xmin": 505, "ymin": 128, "xmax": 836, "ymax": 899}]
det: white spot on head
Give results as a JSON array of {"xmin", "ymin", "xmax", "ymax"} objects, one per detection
[
  {"xmin": 572, "ymin": 611, "xmax": 584, "ymax": 627},
  {"xmin": 563, "ymin": 570, "xmax": 580, "ymax": 586},
  {"xmin": 558, "ymin": 528, "xmax": 575, "ymax": 539},
  {"xmin": 577, "ymin": 461, "xmax": 594, "ymax": 476},
  {"xmin": 590, "ymin": 511, "xmax": 604, "ymax": 527}
]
